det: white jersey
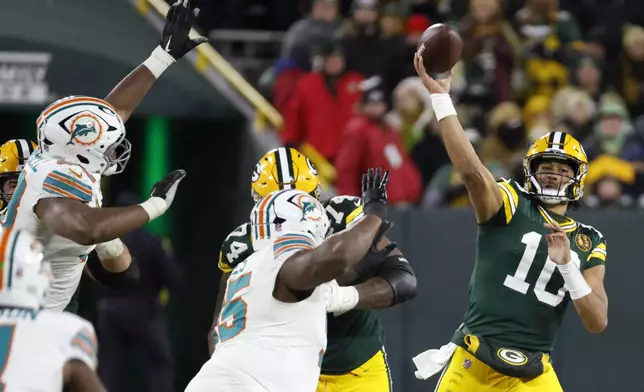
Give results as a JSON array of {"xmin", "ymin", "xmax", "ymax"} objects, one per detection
[
  {"xmin": 186, "ymin": 231, "xmax": 327, "ymax": 392},
  {"xmin": 0, "ymin": 307, "xmax": 97, "ymax": 391},
  {"xmin": 4, "ymin": 152, "xmax": 102, "ymax": 311}
]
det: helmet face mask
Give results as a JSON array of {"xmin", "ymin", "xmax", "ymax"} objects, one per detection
[
  {"xmin": 523, "ymin": 132, "xmax": 588, "ymax": 205},
  {"xmin": 251, "ymin": 147, "xmax": 321, "ymax": 203}
]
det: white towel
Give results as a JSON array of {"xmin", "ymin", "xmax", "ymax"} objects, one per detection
[{"xmin": 412, "ymin": 342, "xmax": 458, "ymax": 380}]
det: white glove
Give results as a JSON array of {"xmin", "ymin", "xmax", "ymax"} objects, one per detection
[{"xmin": 321, "ymin": 280, "xmax": 359, "ymax": 317}]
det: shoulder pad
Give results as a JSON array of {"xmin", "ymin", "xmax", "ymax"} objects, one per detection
[
  {"xmin": 219, "ymin": 223, "xmax": 254, "ymax": 273},
  {"xmin": 37, "ymin": 162, "xmax": 96, "ymax": 203}
]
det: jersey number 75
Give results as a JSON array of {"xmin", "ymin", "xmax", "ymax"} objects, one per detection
[{"xmin": 212, "ymin": 273, "xmax": 252, "ymax": 345}]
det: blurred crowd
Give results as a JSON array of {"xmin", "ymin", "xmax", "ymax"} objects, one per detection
[{"xmin": 257, "ymin": 0, "xmax": 644, "ymax": 209}]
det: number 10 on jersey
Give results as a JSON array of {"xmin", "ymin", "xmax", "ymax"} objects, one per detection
[{"xmin": 212, "ymin": 273, "xmax": 252, "ymax": 345}]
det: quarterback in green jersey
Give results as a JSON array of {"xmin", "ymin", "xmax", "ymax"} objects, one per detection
[
  {"xmin": 210, "ymin": 147, "xmax": 417, "ymax": 392},
  {"xmin": 411, "ymin": 54, "xmax": 608, "ymax": 392}
]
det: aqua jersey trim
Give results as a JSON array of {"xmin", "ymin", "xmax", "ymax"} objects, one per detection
[{"xmin": 43, "ymin": 170, "xmax": 92, "ymax": 202}]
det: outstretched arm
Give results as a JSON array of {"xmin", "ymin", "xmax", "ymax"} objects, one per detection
[
  {"xmin": 35, "ymin": 170, "xmax": 185, "ymax": 245},
  {"xmin": 278, "ymin": 169, "xmax": 390, "ymax": 292},
  {"xmin": 574, "ymin": 266, "xmax": 608, "ymax": 333},
  {"xmin": 414, "ymin": 54, "xmax": 502, "ymax": 223},
  {"xmin": 105, "ymin": 0, "xmax": 207, "ymax": 122}
]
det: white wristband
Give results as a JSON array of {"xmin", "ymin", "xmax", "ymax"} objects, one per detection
[
  {"xmin": 556, "ymin": 259, "xmax": 592, "ymax": 300},
  {"xmin": 139, "ymin": 197, "xmax": 168, "ymax": 221},
  {"xmin": 430, "ymin": 93, "xmax": 457, "ymax": 122},
  {"xmin": 95, "ymin": 239, "xmax": 125, "ymax": 260},
  {"xmin": 142, "ymin": 46, "xmax": 176, "ymax": 78},
  {"xmin": 332, "ymin": 286, "xmax": 360, "ymax": 316}
]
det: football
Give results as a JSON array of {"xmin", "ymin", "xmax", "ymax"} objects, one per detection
[{"xmin": 417, "ymin": 23, "xmax": 463, "ymax": 75}]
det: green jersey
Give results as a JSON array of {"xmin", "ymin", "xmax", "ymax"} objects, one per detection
[
  {"xmin": 322, "ymin": 196, "xmax": 384, "ymax": 374},
  {"xmin": 453, "ymin": 179, "xmax": 607, "ymax": 353},
  {"xmin": 218, "ymin": 195, "xmax": 385, "ymax": 374}
]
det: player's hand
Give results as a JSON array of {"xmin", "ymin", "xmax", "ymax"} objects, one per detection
[
  {"xmin": 160, "ymin": 0, "xmax": 208, "ymax": 60},
  {"xmin": 544, "ymin": 223, "xmax": 571, "ymax": 265},
  {"xmin": 414, "ymin": 52, "xmax": 452, "ymax": 94},
  {"xmin": 361, "ymin": 168, "xmax": 389, "ymax": 220},
  {"xmin": 151, "ymin": 169, "xmax": 186, "ymax": 207}
]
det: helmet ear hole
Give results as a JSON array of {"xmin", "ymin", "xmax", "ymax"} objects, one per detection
[{"xmin": 77, "ymin": 155, "xmax": 89, "ymax": 164}]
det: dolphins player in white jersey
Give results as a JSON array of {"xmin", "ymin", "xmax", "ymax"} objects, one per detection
[
  {"xmin": 0, "ymin": 224, "xmax": 106, "ymax": 391},
  {"xmin": 186, "ymin": 168, "xmax": 391, "ymax": 392},
  {"xmin": 0, "ymin": 139, "xmax": 37, "ymax": 223},
  {"xmin": 2, "ymin": 0, "xmax": 207, "ymax": 312}
]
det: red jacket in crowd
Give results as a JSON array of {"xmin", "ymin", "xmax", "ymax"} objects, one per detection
[
  {"xmin": 281, "ymin": 71, "xmax": 364, "ymax": 161},
  {"xmin": 335, "ymin": 115, "xmax": 422, "ymax": 204}
]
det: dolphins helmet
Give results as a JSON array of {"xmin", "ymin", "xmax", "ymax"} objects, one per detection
[
  {"xmin": 36, "ymin": 96, "xmax": 131, "ymax": 176},
  {"xmin": 523, "ymin": 131, "xmax": 588, "ymax": 204},
  {"xmin": 0, "ymin": 225, "xmax": 51, "ymax": 309},
  {"xmin": 250, "ymin": 189, "xmax": 329, "ymax": 248}
]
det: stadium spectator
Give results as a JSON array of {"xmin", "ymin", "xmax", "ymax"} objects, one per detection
[
  {"xmin": 616, "ymin": 25, "xmax": 644, "ymax": 117},
  {"xmin": 551, "ymin": 87, "xmax": 596, "ymax": 142},
  {"xmin": 281, "ymin": 0, "xmax": 341, "ymax": 59},
  {"xmin": 583, "ymin": 100, "xmax": 644, "ymax": 162},
  {"xmin": 459, "ymin": 0, "xmax": 522, "ymax": 107},
  {"xmin": 385, "ymin": 76, "xmax": 432, "ymax": 152},
  {"xmin": 341, "ymin": 0, "xmax": 400, "ymax": 94},
  {"xmin": 335, "ymin": 86, "xmax": 422, "ymax": 204},
  {"xmin": 480, "ymin": 102, "xmax": 527, "ymax": 179},
  {"xmin": 516, "ymin": 0, "xmax": 584, "ymax": 97},
  {"xmin": 281, "ymin": 39, "xmax": 363, "ymax": 161}
]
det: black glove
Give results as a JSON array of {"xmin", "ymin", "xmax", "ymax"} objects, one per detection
[
  {"xmin": 361, "ymin": 167, "xmax": 389, "ymax": 220},
  {"xmin": 151, "ymin": 169, "xmax": 186, "ymax": 206},
  {"xmin": 160, "ymin": 0, "xmax": 208, "ymax": 60}
]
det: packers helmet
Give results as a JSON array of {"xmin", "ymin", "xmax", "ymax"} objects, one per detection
[
  {"xmin": 251, "ymin": 147, "xmax": 321, "ymax": 203},
  {"xmin": 523, "ymin": 131, "xmax": 588, "ymax": 204},
  {"xmin": 0, "ymin": 140, "xmax": 37, "ymax": 214}
]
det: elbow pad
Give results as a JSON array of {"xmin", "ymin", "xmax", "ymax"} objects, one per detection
[
  {"xmin": 376, "ymin": 254, "xmax": 417, "ymax": 305},
  {"xmin": 89, "ymin": 258, "xmax": 140, "ymax": 289}
]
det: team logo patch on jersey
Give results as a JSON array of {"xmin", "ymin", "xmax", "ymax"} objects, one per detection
[
  {"xmin": 574, "ymin": 233, "xmax": 592, "ymax": 252},
  {"xmin": 497, "ymin": 348, "xmax": 528, "ymax": 366},
  {"xmin": 463, "ymin": 358, "xmax": 472, "ymax": 369},
  {"xmin": 66, "ymin": 112, "xmax": 103, "ymax": 146}
]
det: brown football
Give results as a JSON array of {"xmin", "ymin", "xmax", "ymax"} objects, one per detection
[{"xmin": 417, "ymin": 23, "xmax": 463, "ymax": 75}]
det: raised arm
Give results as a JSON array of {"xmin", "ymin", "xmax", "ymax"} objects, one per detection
[
  {"xmin": 414, "ymin": 54, "xmax": 503, "ymax": 223},
  {"xmin": 277, "ymin": 169, "xmax": 390, "ymax": 292},
  {"xmin": 34, "ymin": 170, "xmax": 185, "ymax": 245},
  {"xmin": 104, "ymin": 0, "xmax": 207, "ymax": 122}
]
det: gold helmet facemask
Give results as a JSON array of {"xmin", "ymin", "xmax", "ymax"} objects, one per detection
[
  {"xmin": 251, "ymin": 147, "xmax": 321, "ymax": 203},
  {"xmin": 0, "ymin": 140, "xmax": 37, "ymax": 213},
  {"xmin": 523, "ymin": 131, "xmax": 588, "ymax": 204}
]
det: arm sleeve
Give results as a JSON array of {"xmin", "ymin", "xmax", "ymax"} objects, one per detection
[
  {"xmin": 273, "ymin": 231, "xmax": 317, "ymax": 262},
  {"xmin": 334, "ymin": 122, "xmax": 366, "ymax": 198},
  {"xmin": 584, "ymin": 238, "xmax": 607, "ymax": 271},
  {"xmin": 65, "ymin": 320, "xmax": 98, "ymax": 371},
  {"xmin": 484, "ymin": 179, "xmax": 521, "ymax": 226}
]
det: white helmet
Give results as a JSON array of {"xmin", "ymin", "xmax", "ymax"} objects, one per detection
[
  {"xmin": 36, "ymin": 96, "xmax": 132, "ymax": 176},
  {"xmin": 250, "ymin": 189, "xmax": 329, "ymax": 248},
  {"xmin": 0, "ymin": 225, "xmax": 51, "ymax": 309}
]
